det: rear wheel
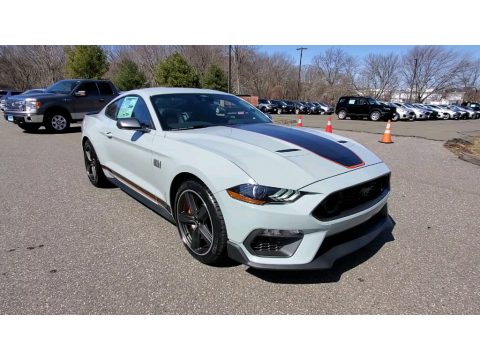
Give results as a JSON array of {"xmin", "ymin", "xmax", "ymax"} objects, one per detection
[
  {"xmin": 338, "ymin": 109, "xmax": 347, "ymax": 120},
  {"xmin": 18, "ymin": 123, "xmax": 40, "ymax": 132},
  {"xmin": 83, "ymin": 139, "xmax": 110, "ymax": 188},
  {"xmin": 444, "ymin": 113, "xmax": 450, "ymax": 120},
  {"xmin": 175, "ymin": 180, "xmax": 228, "ymax": 265}
]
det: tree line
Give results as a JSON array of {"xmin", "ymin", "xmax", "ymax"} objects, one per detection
[{"xmin": 1, "ymin": 45, "xmax": 479, "ymax": 103}]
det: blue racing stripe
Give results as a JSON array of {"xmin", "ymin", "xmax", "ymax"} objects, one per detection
[{"xmin": 232, "ymin": 123, "xmax": 364, "ymax": 168}]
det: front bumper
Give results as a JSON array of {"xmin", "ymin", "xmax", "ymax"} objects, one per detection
[
  {"xmin": 219, "ymin": 162, "xmax": 392, "ymax": 269},
  {"xmin": 4, "ymin": 111, "xmax": 43, "ymax": 124},
  {"xmin": 228, "ymin": 204, "xmax": 392, "ymax": 270}
]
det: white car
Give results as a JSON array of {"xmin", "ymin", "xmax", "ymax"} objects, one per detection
[{"xmin": 81, "ymin": 88, "xmax": 392, "ymax": 270}]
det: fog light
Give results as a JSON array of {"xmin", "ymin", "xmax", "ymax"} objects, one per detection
[{"xmin": 246, "ymin": 229, "xmax": 303, "ymax": 257}]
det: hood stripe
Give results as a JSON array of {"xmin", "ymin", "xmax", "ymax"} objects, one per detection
[{"xmin": 231, "ymin": 123, "xmax": 364, "ymax": 168}]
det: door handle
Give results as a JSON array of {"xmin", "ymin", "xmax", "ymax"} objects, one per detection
[
  {"xmin": 99, "ymin": 98, "xmax": 105, "ymax": 102},
  {"xmin": 104, "ymin": 131, "xmax": 113, "ymax": 138}
]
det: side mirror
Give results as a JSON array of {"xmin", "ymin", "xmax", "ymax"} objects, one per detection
[
  {"xmin": 74, "ymin": 90, "xmax": 86, "ymax": 97},
  {"xmin": 117, "ymin": 118, "xmax": 150, "ymax": 132}
]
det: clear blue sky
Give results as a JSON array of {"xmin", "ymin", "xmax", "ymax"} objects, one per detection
[{"xmin": 257, "ymin": 45, "xmax": 480, "ymax": 65}]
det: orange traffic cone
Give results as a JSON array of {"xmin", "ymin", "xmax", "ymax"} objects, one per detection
[
  {"xmin": 297, "ymin": 115, "xmax": 303, "ymax": 127},
  {"xmin": 325, "ymin": 116, "xmax": 333, "ymax": 133},
  {"xmin": 379, "ymin": 119, "xmax": 393, "ymax": 144}
]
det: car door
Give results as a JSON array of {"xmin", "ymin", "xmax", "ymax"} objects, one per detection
[
  {"xmin": 72, "ymin": 81, "xmax": 103, "ymax": 119},
  {"xmin": 357, "ymin": 97, "xmax": 370, "ymax": 116},
  {"xmin": 103, "ymin": 95, "xmax": 157, "ymax": 197}
]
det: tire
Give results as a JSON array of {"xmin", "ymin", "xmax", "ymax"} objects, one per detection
[
  {"xmin": 369, "ymin": 110, "xmax": 381, "ymax": 121},
  {"xmin": 277, "ymin": 108, "xmax": 282, "ymax": 115},
  {"xmin": 18, "ymin": 123, "xmax": 40, "ymax": 132},
  {"xmin": 409, "ymin": 114, "xmax": 416, "ymax": 121},
  {"xmin": 444, "ymin": 114, "xmax": 450, "ymax": 120},
  {"xmin": 392, "ymin": 113, "xmax": 399, "ymax": 122},
  {"xmin": 45, "ymin": 111, "xmax": 71, "ymax": 133},
  {"xmin": 337, "ymin": 109, "xmax": 347, "ymax": 120},
  {"xmin": 295, "ymin": 109, "xmax": 300, "ymax": 115},
  {"xmin": 174, "ymin": 180, "xmax": 228, "ymax": 265},
  {"xmin": 83, "ymin": 139, "xmax": 110, "ymax": 188}
]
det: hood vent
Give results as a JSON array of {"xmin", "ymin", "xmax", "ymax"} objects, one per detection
[{"xmin": 276, "ymin": 148, "xmax": 301, "ymax": 153}]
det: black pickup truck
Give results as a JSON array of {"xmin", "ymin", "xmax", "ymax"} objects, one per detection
[{"xmin": 4, "ymin": 79, "xmax": 118, "ymax": 132}]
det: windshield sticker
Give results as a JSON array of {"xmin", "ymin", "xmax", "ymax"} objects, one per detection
[{"xmin": 117, "ymin": 97, "xmax": 138, "ymax": 119}]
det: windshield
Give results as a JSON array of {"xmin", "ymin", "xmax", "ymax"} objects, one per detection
[
  {"xmin": 46, "ymin": 80, "xmax": 80, "ymax": 94},
  {"xmin": 151, "ymin": 93, "xmax": 272, "ymax": 131}
]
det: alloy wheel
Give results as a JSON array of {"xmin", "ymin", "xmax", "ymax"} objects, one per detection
[
  {"xmin": 176, "ymin": 190, "xmax": 214, "ymax": 256},
  {"xmin": 83, "ymin": 142, "xmax": 97, "ymax": 182},
  {"xmin": 51, "ymin": 115, "xmax": 67, "ymax": 131}
]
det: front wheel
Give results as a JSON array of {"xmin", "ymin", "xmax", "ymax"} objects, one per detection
[
  {"xmin": 175, "ymin": 180, "xmax": 228, "ymax": 265},
  {"xmin": 18, "ymin": 123, "xmax": 41, "ymax": 132},
  {"xmin": 370, "ymin": 111, "xmax": 381, "ymax": 121},
  {"xmin": 277, "ymin": 108, "xmax": 282, "ymax": 115},
  {"xmin": 45, "ymin": 112, "xmax": 70, "ymax": 133}
]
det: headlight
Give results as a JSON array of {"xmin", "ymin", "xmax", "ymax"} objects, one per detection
[
  {"xmin": 25, "ymin": 99, "xmax": 40, "ymax": 112},
  {"xmin": 227, "ymin": 184, "xmax": 302, "ymax": 205}
]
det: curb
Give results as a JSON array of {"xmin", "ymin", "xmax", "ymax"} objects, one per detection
[{"xmin": 459, "ymin": 152, "xmax": 480, "ymax": 166}]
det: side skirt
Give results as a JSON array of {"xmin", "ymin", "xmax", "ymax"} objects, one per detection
[{"xmin": 101, "ymin": 165, "xmax": 176, "ymax": 225}]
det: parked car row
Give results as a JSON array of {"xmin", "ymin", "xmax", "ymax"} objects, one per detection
[
  {"xmin": 333, "ymin": 95, "xmax": 480, "ymax": 122},
  {"xmin": 393, "ymin": 103, "xmax": 480, "ymax": 120},
  {"xmin": 258, "ymin": 99, "xmax": 334, "ymax": 115}
]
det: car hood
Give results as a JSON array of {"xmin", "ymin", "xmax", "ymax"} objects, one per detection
[{"xmin": 167, "ymin": 123, "xmax": 383, "ymax": 190}]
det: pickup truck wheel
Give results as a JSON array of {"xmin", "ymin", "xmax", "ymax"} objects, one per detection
[
  {"xmin": 45, "ymin": 113, "xmax": 70, "ymax": 132},
  {"xmin": 83, "ymin": 140, "xmax": 110, "ymax": 188},
  {"xmin": 370, "ymin": 110, "xmax": 381, "ymax": 121},
  {"xmin": 18, "ymin": 123, "xmax": 40, "ymax": 133},
  {"xmin": 175, "ymin": 180, "xmax": 228, "ymax": 266}
]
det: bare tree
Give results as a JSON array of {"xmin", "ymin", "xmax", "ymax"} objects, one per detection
[
  {"xmin": 356, "ymin": 53, "xmax": 399, "ymax": 99},
  {"xmin": 310, "ymin": 47, "xmax": 357, "ymax": 103},
  {"xmin": 402, "ymin": 46, "xmax": 461, "ymax": 103}
]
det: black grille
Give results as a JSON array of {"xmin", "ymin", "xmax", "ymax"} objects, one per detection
[
  {"xmin": 251, "ymin": 238, "xmax": 285, "ymax": 253},
  {"xmin": 313, "ymin": 174, "xmax": 390, "ymax": 221}
]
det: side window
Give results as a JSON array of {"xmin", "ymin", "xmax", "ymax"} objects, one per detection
[
  {"xmin": 116, "ymin": 96, "xmax": 153, "ymax": 128},
  {"xmin": 98, "ymin": 82, "xmax": 114, "ymax": 96},
  {"xmin": 105, "ymin": 98, "xmax": 122, "ymax": 119},
  {"xmin": 358, "ymin": 98, "xmax": 367, "ymax": 105},
  {"xmin": 76, "ymin": 82, "xmax": 100, "ymax": 96}
]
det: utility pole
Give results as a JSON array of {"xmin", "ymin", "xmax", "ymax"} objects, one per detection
[
  {"xmin": 296, "ymin": 47, "xmax": 307, "ymax": 100},
  {"xmin": 228, "ymin": 45, "xmax": 232, "ymax": 93}
]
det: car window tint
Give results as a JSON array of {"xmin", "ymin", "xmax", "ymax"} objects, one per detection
[
  {"xmin": 358, "ymin": 99, "xmax": 367, "ymax": 105},
  {"xmin": 98, "ymin": 82, "xmax": 114, "ymax": 96},
  {"xmin": 105, "ymin": 98, "xmax": 121, "ymax": 119},
  {"xmin": 77, "ymin": 82, "xmax": 100, "ymax": 96},
  {"xmin": 348, "ymin": 99, "xmax": 356, "ymax": 105}
]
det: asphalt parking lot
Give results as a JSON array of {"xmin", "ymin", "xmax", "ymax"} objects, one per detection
[{"xmin": 1, "ymin": 119, "xmax": 479, "ymax": 314}]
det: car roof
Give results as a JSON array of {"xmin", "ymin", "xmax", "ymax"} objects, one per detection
[{"xmin": 121, "ymin": 87, "xmax": 229, "ymax": 97}]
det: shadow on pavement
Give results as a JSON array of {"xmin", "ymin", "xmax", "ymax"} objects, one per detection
[
  {"xmin": 246, "ymin": 218, "xmax": 396, "ymax": 284},
  {"xmin": 22, "ymin": 126, "xmax": 82, "ymax": 135}
]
